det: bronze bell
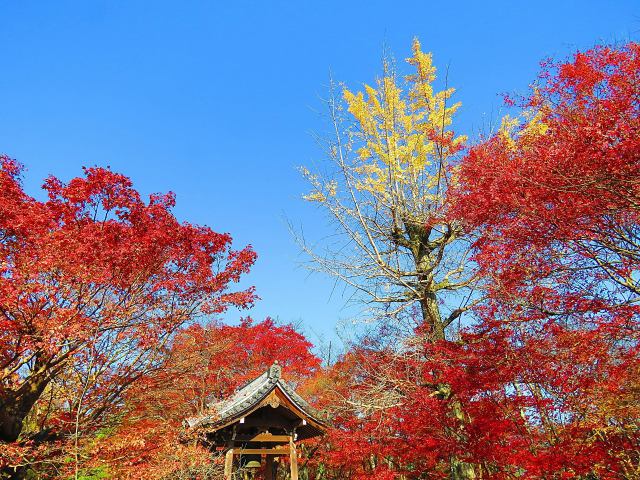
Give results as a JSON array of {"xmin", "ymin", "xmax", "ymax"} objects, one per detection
[{"xmin": 243, "ymin": 460, "xmax": 262, "ymax": 479}]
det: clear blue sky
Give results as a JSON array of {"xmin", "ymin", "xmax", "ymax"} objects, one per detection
[{"xmin": 1, "ymin": 1, "xmax": 638, "ymax": 345}]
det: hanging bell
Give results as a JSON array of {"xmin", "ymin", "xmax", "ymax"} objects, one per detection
[{"xmin": 244, "ymin": 460, "xmax": 262, "ymax": 479}]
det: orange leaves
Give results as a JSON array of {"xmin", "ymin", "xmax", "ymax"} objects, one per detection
[{"xmin": 93, "ymin": 318, "xmax": 320, "ymax": 479}]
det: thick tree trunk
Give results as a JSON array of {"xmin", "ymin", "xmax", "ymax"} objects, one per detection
[
  {"xmin": 0, "ymin": 372, "xmax": 52, "ymax": 443},
  {"xmin": 1, "ymin": 465, "xmax": 29, "ymax": 480},
  {"xmin": 0, "ymin": 399, "xmax": 26, "ymax": 444},
  {"xmin": 420, "ymin": 292, "xmax": 445, "ymax": 341},
  {"xmin": 410, "ymin": 225, "xmax": 476, "ymax": 479},
  {"xmin": 420, "ymin": 287, "xmax": 476, "ymax": 479},
  {"xmin": 1, "ymin": 354, "xmax": 57, "ymax": 443},
  {"xmin": 0, "ymin": 381, "xmax": 49, "ymax": 443},
  {"xmin": 0, "ymin": 364, "xmax": 53, "ymax": 480}
]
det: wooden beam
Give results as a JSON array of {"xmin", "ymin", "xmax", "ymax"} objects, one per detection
[
  {"xmin": 233, "ymin": 433, "xmax": 291, "ymax": 443},
  {"xmin": 275, "ymin": 388, "xmax": 327, "ymax": 432},
  {"xmin": 224, "ymin": 449, "xmax": 234, "ymax": 480},
  {"xmin": 233, "ymin": 448, "xmax": 290, "ymax": 455},
  {"xmin": 289, "ymin": 438, "xmax": 299, "ymax": 480}
]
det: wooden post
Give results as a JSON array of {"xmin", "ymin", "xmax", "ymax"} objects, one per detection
[
  {"xmin": 289, "ymin": 438, "xmax": 298, "ymax": 480},
  {"xmin": 224, "ymin": 449, "xmax": 234, "ymax": 480},
  {"xmin": 265, "ymin": 456, "xmax": 274, "ymax": 480}
]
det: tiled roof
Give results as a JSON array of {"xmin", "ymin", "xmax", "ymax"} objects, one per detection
[{"xmin": 185, "ymin": 362, "xmax": 325, "ymax": 431}]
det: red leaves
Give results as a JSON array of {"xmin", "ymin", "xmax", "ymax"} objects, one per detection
[
  {"xmin": 455, "ymin": 42, "xmax": 640, "ymax": 247},
  {"xmin": 454, "ymin": 42, "xmax": 640, "ymax": 336},
  {"xmin": 97, "ymin": 318, "xmax": 320, "ymax": 478},
  {"xmin": 314, "ymin": 319, "xmax": 639, "ymax": 478},
  {"xmin": 306, "ymin": 43, "xmax": 640, "ymax": 479},
  {"xmin": 445, "ymin": 41, "xmax": 640, "ymax": 478},
  {"xmin": 3, "ymin": 41, "xmax": 640, "ymax": 479},
  {"xmin": 0, "ymin": 162, "xmax": 256, "ymax": 475}
]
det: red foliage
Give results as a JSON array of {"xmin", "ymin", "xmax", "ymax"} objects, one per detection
[
  {"xmin": 454, "ymin": 43, "xmax": 640, "ymax": 315},
  {"xmin": 309, "ymin": 42, "xmax": 640, "ymax": 479},
  {"xmin": 311, "ymin": 322, "xmax": 638, "ymax": 478},
  {"xmin": 96, "ymin": 318, "xmax": 321, "ymax": 479},
  {"xmin": 449, "ymin": 42, "xmax": 639, "ymax": 478},
  {"xmin": 0, "ymin": 160, "xmax": 256, "ymax": 475}
]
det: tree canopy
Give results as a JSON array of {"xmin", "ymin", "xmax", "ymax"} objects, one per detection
[{"xmin": 1, "ymin": 41, "xmax": 639, "ymax": 480}]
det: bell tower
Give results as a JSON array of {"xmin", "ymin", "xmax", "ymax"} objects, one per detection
[{"xmin": 185, "ymin": 362, "xmax": 327, "ymax": 479}]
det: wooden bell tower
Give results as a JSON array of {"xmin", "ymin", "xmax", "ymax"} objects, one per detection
[{"xmin": 185, "ymin": 362, "xmax": 327, "ymax": 480}]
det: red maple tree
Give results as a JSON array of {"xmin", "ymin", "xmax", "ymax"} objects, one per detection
[
  {"xmin": 306, "ymin": 42, "xmax": 640, "ymax": 479},
  {"xmin": 94, "ymin": 317, "xmax": 320, "ymax": 479},
  {"xmin": 451, "ymin": 41, "xmax": 640, "ymax": 478},
  {"xmin": 0, "ymin": 159, "xmax": 256, "ymax": 477}
]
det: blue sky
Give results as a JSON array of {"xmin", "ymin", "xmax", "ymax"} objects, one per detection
[{"xmin": 1, "ymin": 0, "xmax": 638, "ymax": 346}]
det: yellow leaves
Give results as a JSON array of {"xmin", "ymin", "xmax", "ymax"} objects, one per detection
[
  {"xmin": 354, "ymin": 163, "xmax": 387, "ymax": 194},
  {"xmin": 498, "ymin": 108, "xmax": 549, "ymax": 151},
  {"xmin": 406, "ymin": 38, "xmax": 436, "ymax": 106},
  {"xmin": 499, "ymin": 114, "xmax": 520, "ymax": 150},
  {"xmin": 522, "ymin": 108, "xmax": 549, "ymax": 137},
  {"xmin": 452, "ymin": 134, "xmax": 467, "ymax": 149},
  {"xmin": 500, "ymin": 115, "xmax": 520, "ymax": 133},
  {"xmin": 343, "ymin": 90, "xmax": 369, "ymax": 127},
  {"xmin": 302, "ymin": 38, "xmax": 467, "ymax": 216},
  {"xmin": 300, "ymin": 167, "xmax": 338, "ymax": 203},
  {"xmin": 358, "ymin": 147, "xmax": 372, "ymax": 160},
  {"xmin": 364, "ymin": 85, "xmax": 381, "ymax": 109},
  {"xmin": 326, "ymin": 180, "xmax": 338, "ymax": 197},
  {"xmin": 337, "ymin": 38, "xmax": 463, "ymax": 200},
  {"xmin": 428, "ymin": 88, "xmax": 460, "ymax": 129},
  {"xmin": 303, "ymin": 191, "xmax": 327, "ymax": 202}
]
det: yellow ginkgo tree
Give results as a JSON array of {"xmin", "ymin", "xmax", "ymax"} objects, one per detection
[{"xmin": 300, "ymin": 39, "xmax": 477, "ymax": 341}]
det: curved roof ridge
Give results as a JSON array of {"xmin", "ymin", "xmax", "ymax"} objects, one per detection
[{"xmin": 184, "ymin": 362, "xmax": 327, "ymax": 431}]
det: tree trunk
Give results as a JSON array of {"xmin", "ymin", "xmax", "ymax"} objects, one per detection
[
  {"xmin": 0, "ymin": 352, "xmax": 59, "ymax": 443},
  {"xmin": 0, "ymin": 366, "xmax": 53, "ymax": 480},
  {"xmin": 420, "ymin": 292, "xmax": 445, "ymax": 341},
  {"xmin": 1, "ymin": 465, "xmax": 29, "ymax": 480},
  {"xmin": 0, "ymin": 376, "xmax": 50, "ymax": 443},
  {"xmin": 421, "ymin": 289, "xmax": 475, "ymax": 480},
  {"xmin": 451, "ymin": 458, "xmax": 476, "ymax": 480}
]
